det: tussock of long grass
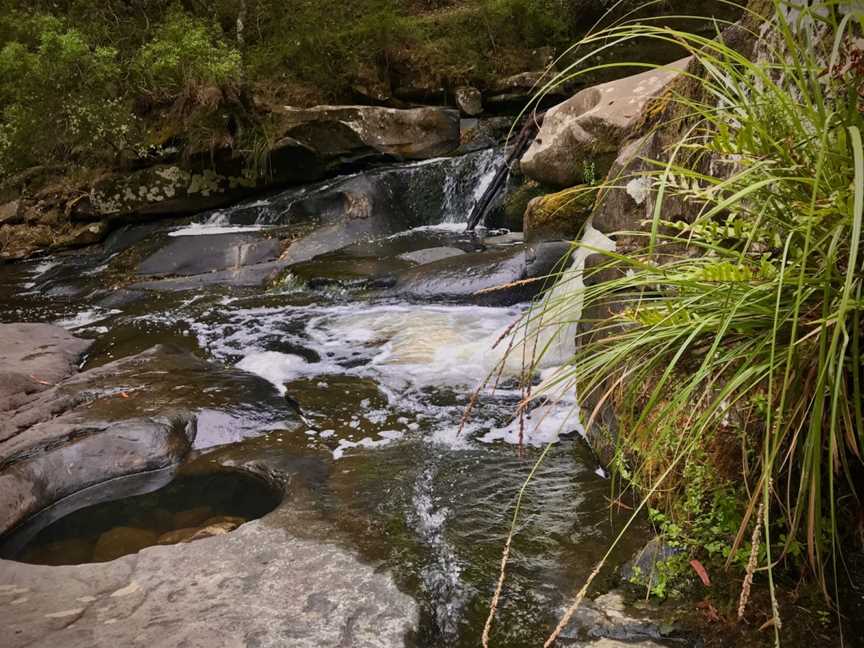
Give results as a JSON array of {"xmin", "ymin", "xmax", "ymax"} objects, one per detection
[{"xmin": 480, "ymin": 1, "xmax": 864, "ymax": 645}]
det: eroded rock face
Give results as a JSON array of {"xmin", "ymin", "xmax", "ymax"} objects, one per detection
[
  {"xmin": 0, "ymin": 324, "xmax": 92, "ymax": 414},
  {"xmin": 0, "ymin": 344, "xmax": 297, "ymax": 538},
  {"xmin": 0, "ymin": 438, "xmax": 417, "ymax": 648},
  {"xmin": 84, "ymin": 106, "xmax": 460, "ymax": 225},
  {"xmin": 520, "ymin": 58, "xmax": 690, "ymax": 187}
]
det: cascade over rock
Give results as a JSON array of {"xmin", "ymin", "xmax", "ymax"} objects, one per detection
[{"xmin": 82, "ymin": 106, "xmax": 461, "ymax": 224}]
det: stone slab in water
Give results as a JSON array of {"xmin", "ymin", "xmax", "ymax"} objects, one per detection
[
  {"xmin": 392, "ymin": 241, "xmax": 571, "ymax": 306},
  {"xmin": 136, "ymin": 233, "xmax": 281, "ymax": 277},
  {"xmin": 131, "ymin": 260, "xmax": 287, "ymax": 292},
  {"xmin": 397, "ymin": 246, "xmax": 466, "ymax": 265},
  {"xmin": 0, "ymin": 507, "xmax": 417, "ymax": 648}
]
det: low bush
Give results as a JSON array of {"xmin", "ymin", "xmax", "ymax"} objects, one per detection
[
  {"xmin": 0, "ymin": 16, "xmax": 133, "ymax": 175},
  {"xmin": 134, "ymin": 7, "xmax": 243, "ymax": 98}
]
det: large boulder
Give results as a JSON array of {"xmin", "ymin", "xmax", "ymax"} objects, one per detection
[
  {"xmin": 520, "ymin": 58, "xmax": 690, "ymax": 187},
  {"xmin": 271, "ymin": 105, "xmax": 460, "ymax": 165}
]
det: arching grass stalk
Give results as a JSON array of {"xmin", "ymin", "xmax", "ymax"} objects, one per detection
[{"xmin": 483, "ymin": 1, "xmax": 863, "ymax": 644}]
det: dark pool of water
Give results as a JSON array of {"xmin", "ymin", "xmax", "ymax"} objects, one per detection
[{"xmin": 1, "ymin": 471, "xmax": 282, "ymax": 566}]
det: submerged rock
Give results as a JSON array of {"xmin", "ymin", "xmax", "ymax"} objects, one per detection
[
  {"xmin": 92, "ymin": 526, "xmax": 159, "ymax": 562},
  {"xmin": 520, "ymin": 58, "xmax": 690, "ymax": 187}
]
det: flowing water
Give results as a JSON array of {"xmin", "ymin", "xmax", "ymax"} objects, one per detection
[{"xmin": 0, "ymin": 149, "xmax": 645, "ymax": 647}]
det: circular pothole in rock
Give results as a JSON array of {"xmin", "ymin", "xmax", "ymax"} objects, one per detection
[{"xmin": 0, "ymin": 471, "xmax": 281, "ymax": 566}]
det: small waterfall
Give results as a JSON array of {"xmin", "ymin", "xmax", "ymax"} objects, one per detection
[
  {"xmin": 498, "ymin": 222, "xmax": 615, "ymax": 404},
  {"xmin": 438, "ymin": 147, "xmax": 505, "ymax": 223},
  {"xmin": 191, "ymin": 148, "xmax": 506, "ymax": 229}
]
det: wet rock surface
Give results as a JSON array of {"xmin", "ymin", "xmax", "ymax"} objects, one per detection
[
  {"xmin": 0, "ymin": 500, "xmax": 418, "ymax": 648},
  {"xmin": 0, "ymin": 137, "xmax": 658, "ymax": 647},
  {"xmin": 560, "ymin": 591, "xmax": 682, "ymax": 647},
  {"xmin": 136, "ymin": 233, "xmax": 281, "ymax": 277},
  {"xmin": 0, "ymin": 344, "xmax": 298, "ymax": 537},
  {"xmin": 398, "ymin": 246, "xmax": 466, "ymax": 265},
  {"xmin": 0, "ymin": 323, "xmax": 92, "ymax": 413},
  {"xmin": 392, "ymin": 241, "xmax": 571, "ymax": 305}
]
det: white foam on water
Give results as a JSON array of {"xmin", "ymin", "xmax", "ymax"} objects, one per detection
[
  {"xmin": 479, "ymin": 399, "xmax": 583, "ymax": 447},
  {"xmin": 54, "ymin": 308, "xmax": 121, "ymax": 330},
  {"xmin": 332, "ymin": 430, "xmax": 405, "ymax": 459},
  {"xmin": 168, "ymin": 224, "xmax": 272, "ymax": 237},
  {"xmin": 22, "ymin": 259, "xmax": 61, "ymax": 290},
  {"xmin": 412, "ymin": 465, "xmax": 466, "ymax": 640},
  {"xmin": 142, "ymin": 224, "xmax": 614, "ymax": 455},
  {"xmin": 235, "ymin": 351, "xmax": 337, "ymax": 395}
]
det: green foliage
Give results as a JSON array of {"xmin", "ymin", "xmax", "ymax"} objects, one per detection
[
  {"xmin": 509, "ymin": 0, "xmax": 863, "ymax": 616},
  {"xmin": 244, "ymin": 0, "xmax": 402, "ymax": 96},
  {"xmin": 0, "ymin": 16, "xmax": 133, "ymax": 174},
  {"xmin": 134, "ymin": 7, "xmax": 242, "ymax": 97}
]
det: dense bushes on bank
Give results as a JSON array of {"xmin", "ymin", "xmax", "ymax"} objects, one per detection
[{"xmin": 0, "ymin": 0, "xmax": 731, "ymax": 179}]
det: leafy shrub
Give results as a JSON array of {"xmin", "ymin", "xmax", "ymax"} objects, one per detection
[
  {"xmin": 245, "ymin": 0, "xmax": 400, "ymax": 96},
  {"xmin": 134, "ymin": 7, "xmax": 242, "ymax": 98},
  {"xmin": 0, "ymin": 17, "xmax": 133, "ymax": 175}
]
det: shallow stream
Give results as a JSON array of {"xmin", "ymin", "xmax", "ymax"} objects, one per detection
[{"xmin": 0, "ymin": 149, "xmax": 645, "ymax": 647}]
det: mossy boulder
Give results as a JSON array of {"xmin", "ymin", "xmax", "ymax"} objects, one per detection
[
  {"xmin": 491, "ymin": 180, "xmax": 550, "ymax": 232},
  {"xmin": 523, "ymin": 186, "xmax": 597, "ymax": 243}
]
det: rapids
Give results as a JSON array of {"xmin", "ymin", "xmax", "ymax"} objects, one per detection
[{"xmin": 0, "ymin": 148, "xmax": 643, "ymax": 647}]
